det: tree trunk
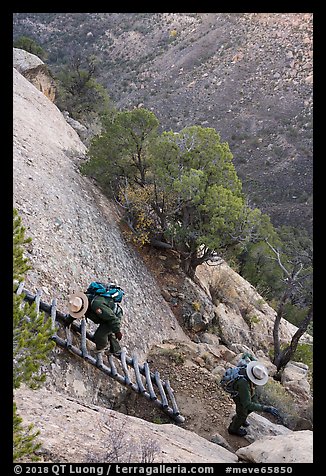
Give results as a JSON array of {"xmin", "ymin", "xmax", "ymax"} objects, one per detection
[
  {"xmin": 273, "ymin": 285, "xmax": 292, "ymax": 369},
  {"xmin": 180, "ymin": 255, "xmax": 196, "ymax": 279},
  {"xmin": 275, "ymin": 304, "xmax": 313, "ymax": 371}
]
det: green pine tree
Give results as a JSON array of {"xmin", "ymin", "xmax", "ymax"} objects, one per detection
[
  {"xmin": 13, "ymin": 208, "xmax": 32, "ymax": 282},
  {"xmin": 13, "ymin": 209, "xmax": 55, "ymax": 462},
  {"xmin": 13, "ymin": 403, "xmax": 41, "ymax": 462}
]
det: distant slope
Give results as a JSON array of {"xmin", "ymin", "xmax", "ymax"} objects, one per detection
[{"xmin": 13, "ymin": 12, "xmax": 313, "ymax": 234}]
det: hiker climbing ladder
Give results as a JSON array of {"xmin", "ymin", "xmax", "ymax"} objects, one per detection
[{"xmin": 15, "ymin": 283, "xmax": 185, "ymax": 423}]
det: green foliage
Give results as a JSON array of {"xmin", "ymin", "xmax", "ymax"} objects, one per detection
[
  {"xmin": 13, "ymin": 294, "xmax": 55, "ymax": 389},
  {"xmin": 239, "ymin": 220, "xmax": 313, "ymax": 325},
  {"xmin": 13, "ymin": 208, "xmax": 32, "ymax": 282},
  {"xmin": 54, "ymin": 55, "xmax": 112, "ymax": 122},
  {"xmin": 13, "ymin": 210, "xmax": 55, "ymax": 389},
  {"xmin": 239, "ymin": 213, "xmax": 283, "ymax": 296},
  {"xmin": 240, "ymin": 243, "xmax": 284, "ymax": 301},
  {"xmin": 84, "ymin": 120, "xmax": 265, "ymax": 276},
  {"xmin": 82, "ymin": 108, "xmax": 159, "ymax": 191},
  {"xmin": 147, "ymin": 126, "xmax": 263, "ymax": 273},
  {"xmin": 13, "ymin": 209, "xmax": 55, "ymax": 460},
  {"xmin": 291, "ymin": 343, "xmax": 313, "ymax": 370},
  {"xmin": 255, "ymin": 379, "xmax": 297, "ymax": 423},
  {"xmin": 152, "ymin": 416, "xmax": 165, "ymax": 424},
  {"xmin": 13, "ymin": 402, "xmax": 41, "ymax": 462},
  {"xmin": 277, "ymin": 225, "xmax": 313, "ymax": 307},
  {"xmin": 282, "ymin": 302, "xmax": 310, "ymax": 329},
  {"xmin": 13, "ymin": 36, "xmax": 47, "ymax": 61}
]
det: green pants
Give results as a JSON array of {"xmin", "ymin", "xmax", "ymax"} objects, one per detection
[
  {"xmin": 93, "ymin": 322, "xmax": 121, "ymax": 353},
  {"xmin": 228, "ymin": 398, "xmax": 250, "ymax": 432},
  {"xmin": 65, "ymin": 315, "xmax": 121, "ymax": 353}
]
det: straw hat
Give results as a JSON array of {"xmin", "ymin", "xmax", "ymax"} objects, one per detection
[
  {"xmin": 245, "ymin": 361, "xmax": 269, "ymax": 386},
  {"xmin": 68, "ymin": 292, "xmax": 89, "ymax": 319}
]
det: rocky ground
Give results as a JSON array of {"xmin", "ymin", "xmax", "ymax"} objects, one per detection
[
  {"xmin": 119, "ymin": 342, "xmax": 248, "ymax": 453},
  {"xmin": 110, "ymin": 248, "xmax": 255, "ymax": 453},
  {"xmin": 113, "ymin": 242, "xmax": 313, "ymax": 454}
]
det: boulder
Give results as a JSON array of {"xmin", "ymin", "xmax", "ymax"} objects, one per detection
[
  {"xmin": 62, "ymin": 111, "xmax": 88, "ymax": 136},
  {"xmin": 195, "ymin": 262, "xmax": 313, "ymax": 353},
  {"xmin": 281, "ymin": 361, "xmax": 311, "ymax": 401},
  {"xmin": 242, "ymin": 412, "xmax": 292, "ymax": 443},
  {"xmin": 236, "ymin": 430, "xmax": 313, "ymax": 463},
  {"xmin": 199, "ymin": 332, "xmax": 220, "ymax": 346},
  {"xmin": 210, "ymin": 433, "xmax": 234, "ymax": 453},
  {"xmin": 13, "ymin": 48, "xmax": 56, "ymax": 102},
  {"xmin": 13, "ymin": 47, "xmax": 43, "ymax": 72}
]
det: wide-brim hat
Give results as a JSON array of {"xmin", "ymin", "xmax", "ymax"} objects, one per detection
[
  {"xmin": 68, "ymin": 291, "xmax": 89, "ymax": 319},
  {"xmin": 245, "ymin": 361, "xmax": 269, "ymax": 386}
]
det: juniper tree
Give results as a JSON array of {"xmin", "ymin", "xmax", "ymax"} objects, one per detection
[
  {"xmin": 145, "ymin": 126, "xmax": 263, "ymax": 277},
  {"xmin": 84, "ymin": 119, "xmax": 264, "ymax": 277},
  {"xmin": 82, "ymin": 107, "xmax": 159, "ymax": 193},
  {"xmin": 13, "ymin": 36, "xmax": 47, "ymax": 61},
  {"xmin": 13, "ymin": 208, "xmax": 32, "ymax": 282},
  {"xmin": 264, "ymin": 238, "xmax": 313, "ymax": 372},
  {"xmin": 13, "ymin": 209, "xmax": 55, "ymax": 461},
  {"xmin": 54, "ymin": 54, "xmax": 111, "ymax": 122}
]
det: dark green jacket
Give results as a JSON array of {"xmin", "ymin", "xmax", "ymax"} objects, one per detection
[
  {"xmin": 232, "ymin": 377, "xmax": 265, "ymax": 413},
  {"xmin": 85, "ymin": 294, "xmax": 122, "ymax": 333}
]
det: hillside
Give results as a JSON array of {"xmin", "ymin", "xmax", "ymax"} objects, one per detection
[
  {"xmin": 13, "ymin": 54, "xmax": 313, "ymax": 463},
  {"xmin": 12, "ymin": 12, "xmax": 313, "ymax": 235}
]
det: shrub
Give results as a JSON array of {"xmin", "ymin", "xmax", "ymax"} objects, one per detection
[
  {"xmin": 13, "ymin": 36, "xmax": 47, "ymax": 61},
  {"xmin": 256, "ymin": 378, "xmax": 297, "ymax": 422},
  {"xmin": 86, "ymin": 421, "xmax": 161, "ymax": 463}
]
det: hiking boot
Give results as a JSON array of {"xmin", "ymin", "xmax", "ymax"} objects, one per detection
[
  {"xmin": 94, "ymin": 346, "xmax": 109, "ymax": 354},
  {"xmin": 228, "ymin": 427, "xmax": 247, "ymax": 437},
  {"xmin": 63, "ymin": 315, "xmax": 75, "ymax": 327}
]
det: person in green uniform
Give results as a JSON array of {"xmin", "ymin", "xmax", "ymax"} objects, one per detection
[
  {"xmin": 66, "ymin": 281, "xmax": 125, "ymax": 356},
  {"xmin": 228, "ymin": 361, "xmax": 280, "ymax": 436}
]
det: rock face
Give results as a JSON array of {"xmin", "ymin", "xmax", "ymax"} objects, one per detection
[
  {"xmin": 23, "ymin": 64, "xmax": 56, "ymax": 102},
  {"xmin": 13, "ymin": 66, "xmax": 189, "ymax": 404},
  {"xmin": 13, "ymin": 48, "xmax": 56, "ymax": 102},
  {"xmin": 236, "ymin": 430, "xmax": 313, "ymax": 463},
  {"xmin": 196, "ymin": 261, "xmax": 312, "ymax": 353},
  {"xmin": 15, "ymin": 386, "xmax": 238, "ymax": 463},
  {"xmin": 281, "ymin": 360, "xmax": 311, "ymax": 401}
]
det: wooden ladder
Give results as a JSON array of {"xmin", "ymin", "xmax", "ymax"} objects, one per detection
[{"xmin": 15, "ymin": 282, "xmax": 185, "ymax": 423}]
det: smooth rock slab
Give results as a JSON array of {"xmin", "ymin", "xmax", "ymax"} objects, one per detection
[{"xmin": 236, "ymin": 430, "xmax": 313, "ymax": 463}]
